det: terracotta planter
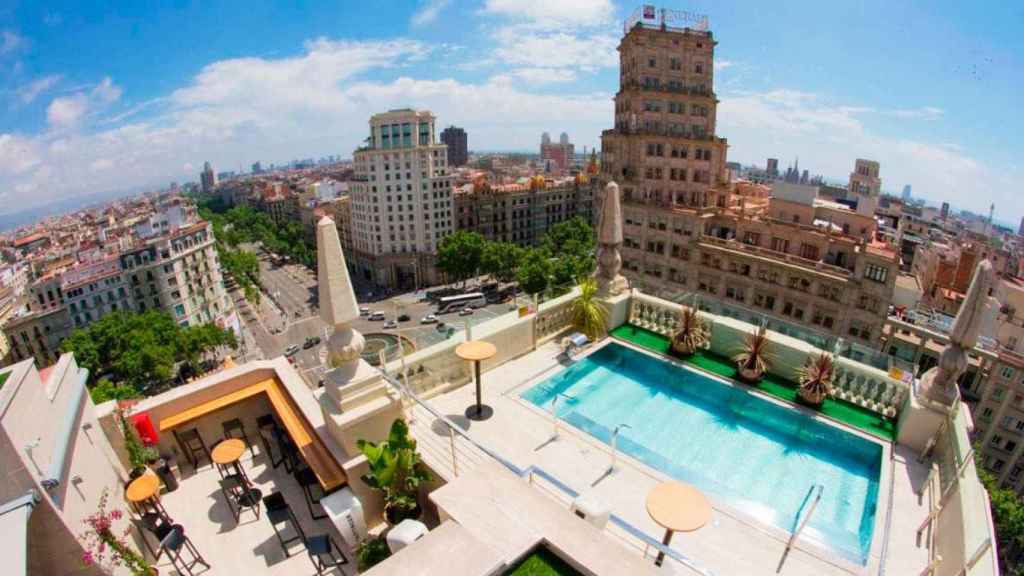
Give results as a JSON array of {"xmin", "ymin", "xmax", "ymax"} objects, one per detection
[
  {"xmin": 798, "ymin": 386, "xmax": 828, "ymax": 408},
  {"xmin": 736, "ymin": 364, "xmax": 763, "ymax": 383},
  {"xmin": 671, "ymin": 340, "xmax": 696, "ymax": 357}
]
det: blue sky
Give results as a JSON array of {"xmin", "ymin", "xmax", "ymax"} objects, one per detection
[{"xmin": 0, "ymin": 0, "xmax": 1022, "ymax": 223}]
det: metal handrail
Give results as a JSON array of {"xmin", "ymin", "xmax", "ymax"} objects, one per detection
[
  {"xmin": 777, "ymin": 484, "xmax": 823, "ymax": 572},
  {"xmin": 380, "ymin": 370, "xmax": 715, "ymax": 576}
]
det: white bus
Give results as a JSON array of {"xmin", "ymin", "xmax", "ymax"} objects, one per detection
[{"xmin": 437, "ymin": 292, "xmax": 486, "ymax": 314}]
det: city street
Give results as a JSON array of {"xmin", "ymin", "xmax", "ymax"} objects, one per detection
[{"xmin": 229, "ymin": 252, "xmax": 521, "ymax": 388}]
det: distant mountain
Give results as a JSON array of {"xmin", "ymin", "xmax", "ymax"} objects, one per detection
[{"xmin": 0, "ymin": 187, "xmax": 147, "ymax": 233}]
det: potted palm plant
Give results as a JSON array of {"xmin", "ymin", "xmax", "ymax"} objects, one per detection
[
  {"xmin": 357, "ymin": 419, "xmax": 432, "ymax": 526},
  {"xmin": 569, "ymin": 277, "xmax": 608, "ymax": 340},
  {"xmin": 798, "ymin": 351, "xmax": 835, "ymax": 408},
  {"xmin": 671, "ymin": 307, "xmax": 709, "ymax": 357},
  {"xmin": 734, "ymin": 325, "xmax": 772, "ymax": 383}
]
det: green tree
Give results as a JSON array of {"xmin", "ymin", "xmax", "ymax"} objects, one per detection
[
  {"xmin": 480, "ymin": 242, "xmax": 524, "ymax": 283},
  {"xmin": 517, "ymin": 249, "xmax": 552, "ymax": 297},
  {"xmin": 436, "ymin": 231, "xmax": 485, "ymax": 285},
  {"xmin": 88, "ymin": 378, "xmax": 140, "ymax": 404},
  {"xmin": 541, "ymin": 217, "xmax": 595, "ymax": 255},
  {"xmin": 977, "ymin": 454, "xmax": 1024, "ymax": 573}
]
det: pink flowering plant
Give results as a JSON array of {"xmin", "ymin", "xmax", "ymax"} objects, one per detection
[{"xmin": 80, "ymin": 489, "xmax": 154, "ymax": 575}]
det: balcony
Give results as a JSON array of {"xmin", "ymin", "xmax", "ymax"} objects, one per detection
[{"xmin": 698, "ymin": 235, "xmax": 853, "ymax": 280}]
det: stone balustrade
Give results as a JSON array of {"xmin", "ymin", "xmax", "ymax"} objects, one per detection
[
  {"xmin": 534, "ymin": 289, "xmax": 579, "ymax": 343},
  {"xmin": 628, "ymin": 292, "xmax": 908, "ymax": 418}
]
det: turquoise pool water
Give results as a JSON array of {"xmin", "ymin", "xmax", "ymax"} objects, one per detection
[{"xmin": 522, "ymin": 343, "xmax": 882, "ymax": 565}]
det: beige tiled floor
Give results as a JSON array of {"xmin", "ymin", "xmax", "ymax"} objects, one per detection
[
  {"xmin": 412, "ymin": 340, "xmax": 933, "ymax": 576},
  {"xmin": 144, "ymin": 445, "xmax": 356, "ymax": 576}
]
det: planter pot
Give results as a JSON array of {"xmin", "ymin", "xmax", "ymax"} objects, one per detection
[
  {"xmin": 671, "ymin": 341, "xmax": 696, "ymax": 357},
  {"xmin": 128, "ymin": 467, "xmax": 148, "ymax": 480},
  {"xmin": 384, "ymin": 502, "xmax": 422, "ymax": 526},
  {"xmin": 736, "ymin": 364, "xmax": 763, "ymax": 383},
  {"xmin": 798, "ymin": 389, "xmax": 827, "ymax": 408}
]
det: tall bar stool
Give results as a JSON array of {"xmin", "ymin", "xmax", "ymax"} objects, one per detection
[
  {"xmin": 159, "ymin": 525, "xmax": 210, "ymax": 576},
  {"xmin": 256, "ymin": 414, "xmax": 285, "ymax": 468},
  {"xmin": 222, "ymin": 418, "xmax": 254, "ymax": 457},
  {"xmin": 263, "ymin": 492, "xmax": 306, "ymax": 557},
  {"xmin": 219, "ymin": 475, "xmax": 262, "ymax": 523},
  {"xmin": 305, "ymin": 533, "xmax": 348, "ymax": 575},
  {"xmin": 295, "ymin": 467, "xmax": 327, "ymax": 520},
  {"xmin": 174, "ymin": 428, "xmax": 212, "ymax": 472}
]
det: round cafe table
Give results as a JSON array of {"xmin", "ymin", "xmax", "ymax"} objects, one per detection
[
  {"xmin": 212, "ymin": 438, "xmax": 250, "ymax": 485},
  {"xmin": 645, "ymin": 481, "xmax": 711, "ymax": 566},
  {"xmin": 456, "ymin": 341, "xmax": 497, "ymax": 421},
  {"xmin": 126, "ymin": 473, "xmax": 170, "ymax": 520}
]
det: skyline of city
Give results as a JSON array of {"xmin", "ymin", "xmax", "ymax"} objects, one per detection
[{"xmin": 0, "ymin": 1, "xmax": 1021, "ymax": 222}]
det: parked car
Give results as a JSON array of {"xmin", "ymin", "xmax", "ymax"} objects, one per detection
[
  {"xmin": 359, "ymin": 307, "xmax": 370, "ymax": 316},
  {"xmin": 369, "ymin": 311, "xmax": 386, "ymax": 321},
  {"xmin": 420, "ymin": 314, "xmax": 438, "ymax": 324},
  {"xmin": 384, "ymin": 320, "xmax": 398, "ymax": 329},
  {"xmin": 435, "ymin": 322, "xmax": 448, "ymax": 332},
  {"xmin": 284, "ymin": 345, "xmax": 300, "ymax": 357},
  {"xmin": 459, "ymin": 308, "xmax": 474, "ymax": 316},
  {"xmin": 397, "ymin": 314, "xmax": 411, "ymax": 322},
  {"xmin": 303, "ymin": 336, "xmax": 321, "ymax": 349}
]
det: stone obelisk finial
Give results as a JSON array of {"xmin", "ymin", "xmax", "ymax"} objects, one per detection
[
  {"xmin": 918, "ymin": 258, "xmax": 995, "ymax": 407},
  {"xmin": 316, "ymin": 216, "xmax": 365, "ymax": 375},
  {"xmin": 595, "ymin": 181, "xmax": 628, "ymax": 296}
]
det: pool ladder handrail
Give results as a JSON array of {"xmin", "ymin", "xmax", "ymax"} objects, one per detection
[{"xmin": 777, "ymin": 484, "xmax": 824, "ymax": 573}]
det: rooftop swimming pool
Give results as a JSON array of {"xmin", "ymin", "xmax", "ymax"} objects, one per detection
[{"xmin": 521, "ymin": 343, "xmax": 882, "ymax": 565}]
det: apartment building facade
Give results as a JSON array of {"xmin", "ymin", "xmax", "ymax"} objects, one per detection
[
  {"xmin": 4, "ymin": 220, "xmax": 236, "ymax": 367},
  {"xmin": 453, "ymin": 175, "xmax": 596, "ymax": 246},
  {"xmin": 348, "ymin": 109, "xmax": 454, "ymax": 289},
  {"xmin": 599, "ymin": 18, "xmax": 898, "ymax": 348}
]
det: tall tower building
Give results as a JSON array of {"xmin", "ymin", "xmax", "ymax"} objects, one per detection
[
  {"xmin": 348, "ymin": 109, "xmax": 453, "ymax": 289},
  {"xmin": 766, "ymin": 158, "xmax": 779, "ymax": 178},
  {"xmin": 902, "ymin": 184, "xmax": 912, "ymax": 201},
  {"xmin": 541, "ymin": 132, "xmax": 575, "ymax": 172},
  {"xmin": 440, "ymin": 125, "xmax": 468, "ymax": 167},
  {"xmin": 200, "ymin": 161, "xmax": 217, "ymax": 193},
  {"xmin": 600, "ymin": 14, "xmax": 728, "ymax": 210},
  {"xmin": 848, "ymin": 159, "xmax": 881, "ymax": 216}
]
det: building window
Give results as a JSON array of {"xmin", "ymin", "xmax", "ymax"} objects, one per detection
[
  {"xmin": 864, "ymin": 264, "xmax": 888, "ymax": 284},
  {"xmin": 1001, "ymin": 366, "xmax": 1015, "ymax": 380},
  {"xmin": 993, "ymin": 386, "xmax": 1006, "ymax": 401}
]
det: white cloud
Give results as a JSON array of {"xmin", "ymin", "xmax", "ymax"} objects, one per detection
[
  {"xmin": 886, "ymin": 106, "xmax": 944, "ymax": 120},
  {"xmin": 0, "ymin": 134, "xmax": 42, "ymax": 174},
  {"xmin": 46, "ymin": 94, "xmax": 89, "ymax": 128},
  {"xmin": 492, "ymin": 67, "xmax": 578, "ymax": 84},
  {"xmin": 411, "ymin": 0, "xmax": 451, "ymax": 27},
  {"xmin": 718, "ymin": 89, "xmax": 1011, "ymax": 214},
  {"xmin": 0, "ymin": 38, "xmax": 611, "ymax": 213},
  {"xmin": 44, "ymin": 77, "xmax": 123, "ymax": 129},
  {"xmin": 91, "ymin": 76, "xmax": 122, "ymax": 104},
  {"xmin": 714, "ymin": 60, "xmax": 735, "ymax": 71},
  {"xmin": 16, "ymin": 74, "xmax": 62, "ymax": 104},
  {"xmin": 482, "ymin": 0, "xmax": 614, "ymax": 29},
  {"xmin": 1, "ymin": 30, "xmax": 25, "ymax": 55},
  {"xmin": 492, "ymin": 29, "xmax": 617, "ymax": 71}
]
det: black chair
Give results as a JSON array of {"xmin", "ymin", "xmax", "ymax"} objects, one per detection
[
  {"xmin": 256, "ymin": 414, "xmax": 285, "ymax": 468},
  {"xmin": 295, "ymin": 467, "xmax": 327, "ymax": 520},
  {"xmin": 175, "ymin": 428, "xmax": 212, "ymax": 472},
  {"xmin": 136, "ymin": 513, "xmax": 172, "ymax": 561},
  {"xmin": 305, "ymin": 533, "xmax": 348, "ymax": 575},
  {"xmin": 263, "ymin": 492, "xmax": 306, "ymax": 557},
  {"xmin": 159, "ymin": 525, "xmax": 210, "ymax": 576},
  {"xmin": 219, "ymin": 475, "xmax": 262, "ymax": 523},
  {"xmin": 222, "ymin": 418, "xmax": 254, "ymax": 457},
  {"xmin": 278, "ymin": 430, "xmax": 301, "ymax": 473}
]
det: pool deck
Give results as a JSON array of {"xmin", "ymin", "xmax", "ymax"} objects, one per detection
[{"xmin": 412, "ymin": 339, "xmax": 933, "ymax": 576}]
